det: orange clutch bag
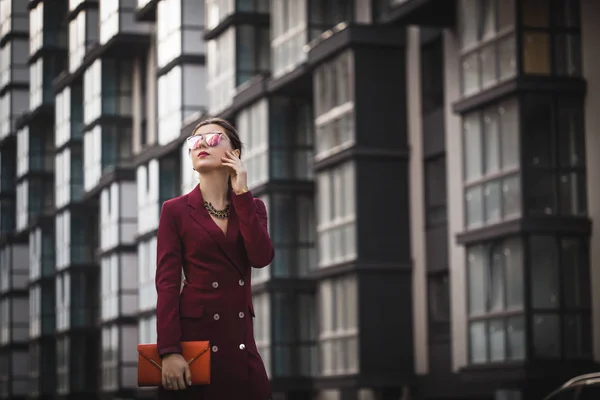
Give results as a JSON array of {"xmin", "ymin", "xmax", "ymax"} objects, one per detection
[{"xmin": 137, "ymin": 341, "xmax": 211, "ymax": 387}]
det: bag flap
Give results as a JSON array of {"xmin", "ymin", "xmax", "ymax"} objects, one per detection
[
  {"xmin": 180, "ymin": 341, "xmax": 210, "ymax": 364},
  {"xmin": 137, "ymin": 344, "xmax": 162, "ymax": 370}
]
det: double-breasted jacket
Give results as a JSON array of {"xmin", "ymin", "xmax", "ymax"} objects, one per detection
[{"xmin": 155, "ymin": 185, "xmax": 274, "ymax": 400}]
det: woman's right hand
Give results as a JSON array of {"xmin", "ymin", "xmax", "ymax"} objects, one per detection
[{"xmin": 161, "ymin": 353, "xmax": 192, "ymax": 390}]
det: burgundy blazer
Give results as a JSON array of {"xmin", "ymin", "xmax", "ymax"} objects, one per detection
[{"xmin": 155, "ymin": 185, "xmax": 274, "ymax": 400}]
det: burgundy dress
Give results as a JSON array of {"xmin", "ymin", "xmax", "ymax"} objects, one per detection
[{"xmin": 154, "ymin": 185, "xmax": 274, "ymax": 400}]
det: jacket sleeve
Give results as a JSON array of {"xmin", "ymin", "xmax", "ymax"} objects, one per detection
[
  {"xmin": 231, "ymin": 190, "xmax": 275, "ymax": 268},
  {"xmin": 155, "ymin": 200, "xmax": 183, "ymax": 356}
]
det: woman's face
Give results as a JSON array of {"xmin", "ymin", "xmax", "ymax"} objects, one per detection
[{"xmin": 188, "ymin": 124, "xmax": 239, "ymax": 172}]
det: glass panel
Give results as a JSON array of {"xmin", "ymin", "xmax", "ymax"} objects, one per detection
[
  {"xmin": 527, "ymin": 170, "xmax": 555, "ymax": 215},
  {"xmin": 463, "ymin": 114, "xmax": 482, "ymax": 181},
  {"xmin": 521, "ymin": 0, "xmax": 549, "ymax": 27},
  {"xmin": 465, "ymin": 185, "xmax": 483, "ymax": 228},
  {"xmin": 530, "ymin": 236, "xmax": 559, "ymax": 309},
  {"xmin": 507, "ymin": 315, "xmax": 525, "ymax": 360},
  {"xmin": 561, "ymin": 238, "xmax": 590, "ymax": 309},
  {"xmin": 469, "ymin": 321, "xmax": 486, "ymax": 364},
  {"xmin": 533, "ymin": 314, "xmax": 560, "ymax": 357},
  {"xmin": 563, "ymin": 314, "xmax": 592, "ymax": 358},
  {"xmin": 498, "ymin": 34, "xmax": 516, "ymax": 80},
  {"xmin": 504, "ymin": 238, "xmax": 524, "ymax": 310},
  {"xmin": 484, "ymin": 180, "xmax": 501, "ymax": 223},
  {"xmin": 483, "ymin": 109, "xmax": 500, "ymax": 174},
  {"xmin": 559, "ymin": 172, "xmax": 586, "ymax": 216},
  {"xmin": 468, "ymin": 246, "xmax": 485, "ymax": 316},
  {"xmin": 488, "ymin": 244, "xmax": 504, "ymax": 311},
  {"xmin": 554, "ymin": 34, "xmax": 581, "ymax": 76},
  {"xmin": 502, "ymin": 174, "xmax": 521, "ymax": 219},
  {"xmin": 489, "ymin": 319, "xmax": 505, "ymax": 362},
  {"xmin": 523, "ymin": 33, "xmax": 551, "ymax": 75},
  {"xmin": 522, "ymin": 95, "xmax": 553, "ymax": 166}
]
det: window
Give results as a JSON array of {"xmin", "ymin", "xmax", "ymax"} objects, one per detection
[
  {"xmin": 0, "ymin": 350, "xmax": 28, "ymax": 397},
  {"xmin": 99, "ymin": 0, "xmax": 120, "ymax": 44},
  {"xmin": 28, "ymin": 1, "xmax": 67, "ymax": 56},
  {"xmin": 314, "ymin": 50, "xmax": 355, "ymax": 161},
  {"xmin": 308, "ymin": 0, "xmax": 354, "ymax": 40},
  {"xmin": 425, "ymin": 155, "xmax": 447, "ymax": 227},
  {"xmin": 138, "ymin": 315, "xmax": 157, "ymax": 344},
  {"xmin": 271, "ymin": 0, "xmax": 308, "ymax": 77},
  {"xmin": 251, "ymin": 195, "xmax": 270, "ymax": 283},
  {"xmin": 137, "ymin": 236, "xmax": 157, "ymax": 312},
  {"xmin": 15, "ymin": 181, "xmax": 28, "ymax": 232},
  {"xmin": 56, "ymin": 210, "xmax": 90, "ymax": 271},
  {"xmin": 180, "ymin": 141, "xmax": 197, "ymax": 195},
  {"xmin": 69, "ymin": 9, "xmax": 99, "ymax": 73},
  {"xmin": 317, "ymin": 162, "xmax": 356, "ymax": 267},
  {"xmin": 1, "ymin": 0, "xmax": 29, "ymax": 38},
  {"xmin": 236, "ymin": 24, "xmax": 270, "ymax": 85},
  {"xmin": 29, "ymin": 282, "xmax": 55, "ymax": 339},
  {"xmin": 101, "ymin": 325, "xmax": 119, "ymax": 390},
  {"xmin": 252, "ymin": 292, "xmax": 271, "ymax": 377},
  {"xmin": 55, "ymin": 272, "xmax": 70, "ymax": 332},
  {"xmin": 55, "ymin": 88, "xmax": 71, "ymax": 148},
  {"xmin": 269, "ymin": 193, "xmax": 316, "ymax": 278},
  {"xmin": 55, "ymin": 147, "xmax": 84, "ymax": 209},
  {"xmin": 30, "ymin": 55, "xmax": 65, "ymax": 111},
  {"xmin": 83, "ymin": 60, "xmax": 101, "ymax": 125},
  {"xmin": 156, "ymin": 0, "xmax": 205, "ymax": 69},
  {"xmin": 270, "ymin": 97, "xmax": 314, "ymax": 181},
  {"xmin": 29, "ymin": 227, "xmax": 56, "ymax": 281},
  {"xmin": 207, "ymin": 28, "xmax": 235, "ymax": 114},
  {"xmin": 157, "ymin": 64, "xmax": 206, "ymax": 145},
  {"xmin": 530, "ymin": 235, "xmax": 591, "ymax": 359},
  {"xmin": 0, "ymin": 39, "xmax": 28, "ymax": 89},
  {"xmin": 522, "ymin": 94, "xmax": 586, "ymax": 217},
  {"xmin": 467, "ymin": 237, "xmax": 525, "ymax": 364},
  {"xmin": 319, "ymin": 275, "xmax": 358, "ymax": 376},
  {"xmin": 459, "ymin": 0, "xmax": 516, "ymax": 97},
  {"xmin": 29, "ymin": 2, "xmax": 44, "ymax": 55},
  {"xmin": 235, "ymin": 99, "xmax": 269, "ymax": 188},
  {"xmin": 520, "ymin": 0, "xmax": 581, "ymax": 76},
  {"xmin": 463, "ymin": 98, "xmax": 520, "ymax": 229},
  {"xmin": 100, "ymin": 252, "xmax": 138, "ymax": 322},
  {"xmin": 100, "ymin": 182, "xmax": 137, "ymax": 251},
  {"xmin": 84, "ymin": 59, "xmax": 133, "ymax": 125},
  {"xmin": 136, "ymin": 161, "xmax": 159, "ymax": 235},
  {"xmin": 428, "ymin": 272, "xmax": 450, "ymax": 324},
  {"xmin": 56, "ymin": 337, "xmax": 69, "ymax": 394},
  {"xmin": 0, "ymin": 90, "xmax": 29, "ymax": 140},
  {"xmin": 205, "ymin": 0, "xmax": 269, "ymax": 30}
]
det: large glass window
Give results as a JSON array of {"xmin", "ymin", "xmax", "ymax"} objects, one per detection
[
  {"xmin": 268, "ymin": 193, "xmax": 316, "ymax": 278},
  {"xmin": 459, "ymin": 0, "xmax": 516, "ymax": 97},
  {"xmin": 522, "ymin": 94, "xmax": 586, "ymax": 217},
  {"xmin": 463, "ymin": 98, "xmax": 520, "ymax": 229},
  {"xmin": 0, "ymin": 245, "xmax": 28, "ymax": 294},
  {"xmin": 0, "ymin": 39, "xmax": 28, "ymax": 89},
  {"xmin": 156, "ymin": 0, "xmax": 205, "ymax": 69},
  {"xmin": 101, "ymin": 325, "xmax": 119, "ymax": 390},
  {"xmin": 29, "ymin": 55, "xmax": 66, "ymax": 111},
  {"xmin": 101, "ymin": 253, "xmax": 138, "ymax": 321},
  {"xmin": 308, "ymin": 0, "xmax": 353, "ymax": 40},
  {"xmin": 136, "ymin": 160, "xmax": 159, "ymax": 235},
  {"xmin": 236, "ymin": 24, "xmax": 270, "ymax": 85},
  {"xmin": 29, "ymin": 282, "xmax": 55, "ymax": 339},
  {"xmin": 100, "ymin": 0, "xmax": 150, "ymax": 45},
  {"xmin": 55, "ymin": 147, "xmax": 84, "ymax": 209},
  {"xmin": 314, "ymin": 50, "xmax": 355, "ymax": 161},
  {"xmin": 236, "ymin": 99, "xmax": 269, "ymax": 188},
  {"xmin": 56, "ymin": 337, "xmax": 69, "ymax": 394},
  {"xmin": 318, "ymin": 274, "xmax": 358, "ymax": 376},
  {"xmin": 68, "ymin": 9, "xmax": 99, "ymax": 73},
  {"xmin": 270, "ymin": 97, "xmax": 314, "ymax": 181},
  {"xmin": 0, "ymin": 90, "xmax": 28, "ymax": 140},
  {"xmin": 467, "ymin": 237, "xmax": 525, "ymax": 364},
  {"xmin": 55, "ymin": 209, "xmax": 91, "ymax": 270},
  {"xmin": 207, "ymin": 28, "xmax": 235, "ymax": 114},
  {"xmin": 252, "ymin": 292, "xmax": 271, "ymax": 376},
  {"xmin": 0, "ymin": 0, "xmax": 29, "ymax": 39},
  {"xmin": 138, "ymin": 315, "xmax": 157, "ymax": 343},
  {"xmin": 316, "ymin": 162, "xmax": 356, "ymax": 268},
  {"xmin": 205, "ymin": 0, "xmax": 269, "ymax": 30},
  {"xmin": 83, "ymin": 59, "xmax": 133, "ymax": 125},
  {"xmin": 530, "ymin": 235, "xmax": 591, "ymax": 359},
  {"xmin": 157, "ymin": 64, "xmax": 206, "ymax": 145},
  {"xmin": 29, "ymin": 1, "xmax": 67, "ymax": 56},
  {"xmin": 520, "ymin": 0, "xmax": 581, "ymax": 76},
  {"xmin": 100, "ymin": 182, "xmax": 137, "ymax": 251},
  {"xmin": 137, "ymin": 236, "xmax": 157, "ymax": 312},
  {"xmin": 271, "ymin": 0, "xmax": 307, "ymax": 77},
  {"xmin": 16, "ymin": 124, "xmax": 54, "ymax": 179}
]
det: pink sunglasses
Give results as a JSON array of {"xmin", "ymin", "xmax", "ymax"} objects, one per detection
[{"xmin": 186, "ymin": 132, "xmax": 225, "ymax": 150}]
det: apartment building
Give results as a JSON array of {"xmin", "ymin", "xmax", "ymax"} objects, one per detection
[{"xmin": 0, "ymin": 0, "xmax": 600, "ymax": 399}]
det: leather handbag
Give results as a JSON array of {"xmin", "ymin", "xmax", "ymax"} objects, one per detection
[{"xmin": 137, "ymin": 341, "xmax": 211, "ymax": 387}]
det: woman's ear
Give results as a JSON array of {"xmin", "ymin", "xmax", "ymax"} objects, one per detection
[{"xmin": 233, "ymin": 149, "xmax": 241, "ymax": 158}]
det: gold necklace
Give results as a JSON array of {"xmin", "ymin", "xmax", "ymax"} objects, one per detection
[{"xmin": 204, "ymin": 201, "xmax": 229, "ymax": 219}]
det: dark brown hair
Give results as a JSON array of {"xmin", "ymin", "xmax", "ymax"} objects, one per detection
[{"xmin": 192, "ymin": 117, "xmax": 243, "ymax": 159}]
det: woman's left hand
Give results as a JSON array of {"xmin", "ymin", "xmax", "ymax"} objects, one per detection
[{"xmin": 221, "ymin": 151, "xmax": 248, "ymax": 194}]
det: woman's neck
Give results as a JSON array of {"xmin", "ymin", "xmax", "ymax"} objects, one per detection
[{"xmin": 198, "ymin": 170, "xmax": 230, "ymax": 209}]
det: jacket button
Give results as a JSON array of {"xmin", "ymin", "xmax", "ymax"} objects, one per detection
[
  {"xmin": 238, "ymin": 279, "xmax": 245, "ymax": 286},
  {"xmin": 239, "ymin": 344, "xmax": 245, "ymax": 350},
  {"xmin": 212, "ymin": 345, "xmax": 218, "ymax": 352},
  {"xmin": 212, "ymin": 281, "xmax": 219, "ymax": 288},
  {"xmin": 213, "ymin": 313, "xmax": 220, "ymax": 320},
  {"xmin": 238, "ymin": 311, "xmax": 244, "ymax": 318}
]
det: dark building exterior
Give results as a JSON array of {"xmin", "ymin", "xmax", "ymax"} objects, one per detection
[{"xmin": 0, "ymin": 1, "xmax": 600, "ymax": 400}]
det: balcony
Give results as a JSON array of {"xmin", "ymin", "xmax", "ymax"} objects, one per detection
[
  {"xmin": 0, "ymin": 37, "xmax": 28, "ymax": 94},
  {"xmin": 0, "ymin": 244, "xmax": 28, "ymax": 294},
  {"xmin": 0, "ymin": 0, "xmax": 28, "ymax": 46},
  {"xmin": 16, "ymin": 124, "xmax": 54, "ymax": 180},
  {"xmin": 134, "ymin": 0, "xmax": 157, "ymax": 22},
  {"xmin": 96, "ymin": 0, "xmax": 151, "ymax": 58}
]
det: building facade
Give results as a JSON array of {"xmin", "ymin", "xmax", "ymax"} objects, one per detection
[{"xmin": 0, "ymin": 0, "xmax": 599, "ymax": 399}]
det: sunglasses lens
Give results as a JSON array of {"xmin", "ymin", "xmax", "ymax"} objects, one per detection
[
  {"xmin": 206, "ymin": 134, "xmax": 222, "ymax": 147},
  {"xmin": 187, "ymin": 136, "xmax": 200, "ymax": 149}
]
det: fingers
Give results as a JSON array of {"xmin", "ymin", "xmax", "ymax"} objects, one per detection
[
  {"xmin": 162, "ymin": 371, "xmax": 167, "ymax": 389},
  {"xmin": 184, "ymin": 365, "xmax": 192, "ymax": 387},
  {"xmin": 175, "ymin": 372, "xmax": 187, "ymax": 390}
]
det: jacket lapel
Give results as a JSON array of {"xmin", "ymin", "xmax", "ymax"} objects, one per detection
[{"xmin": 187, "ymin": 185, "xmax": 243, "ymax": 275}]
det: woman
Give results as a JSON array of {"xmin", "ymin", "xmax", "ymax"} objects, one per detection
[{"xmin": 155, "ymin": 117, "xmax": 274, "ymax": 399}]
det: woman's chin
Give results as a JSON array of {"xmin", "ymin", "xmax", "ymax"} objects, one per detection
[{"xmin": 194, "ymin": 162, "xmax": 220, "ymax": 173}]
